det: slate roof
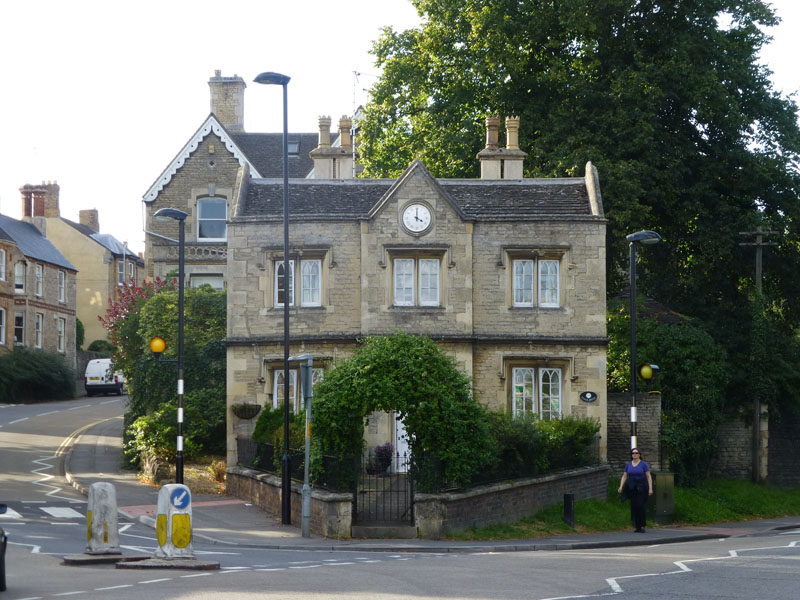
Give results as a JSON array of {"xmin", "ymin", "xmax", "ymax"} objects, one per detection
[
  {"xmin": 0, "ymin": 214, "xmax": 77, "ymax": 270},
  {"xmin": 237, "ymin": 176, "xmax": 594, "ymax": 221},
  {"xmin": 62, "ymin": 218, "xmax": 145, "ymax": 265},
  {"xmin": 229, "ymin": 132, "xmax": 318, "ymax": 178}
]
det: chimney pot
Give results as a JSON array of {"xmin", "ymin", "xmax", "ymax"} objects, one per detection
[
  {"xmin": 505, "ymin": 116, "xmax": 521, "ymax": 150},
  {"xmin": 484, "ymin": 115, "xmax": 501, "ymax": 150},
  {"xmin": 318, "ymin": 116, "xmax": 332, "ymax": 148}
]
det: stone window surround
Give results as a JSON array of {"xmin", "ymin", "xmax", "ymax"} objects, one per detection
[
  {"xmin": 505, "ymin": 358, "xmax": 567, "ymax": 420},
  {"xmin": 259, "ymin": 246, "xmax": 332, "ymax": 310},
  {"xmin": 257, "ymin": 357, "xmax": 330, "ymax": 405},
  {"xmin": 0, "ymin": 248, "xmax": 6, "ymax": 281},
  {"xmin": 196, "ymin": 195, "xmax": 228, "ymax": 242},
  {"xmin": 15, "ymin": 261, "xmax": 26, "ymax": 294},
  {"xmin": 35, "ymin": 263, "xmax": 44, "ymax": 297},
  {"xmin": 34, "ymin": 312, "xmax": 43, "ymax": 348},
  {"xmin": 500, "ymin": 245, "xmax": 571, "ymax": 309},
  {"xmin": 0, "ymin": 307, "xmax": 5, "ymax": 345},
  {"xmin": 56, "ymin": 316, "xmax": 66, "ymax": 353},
  {"xmin": 58, "ymin": 270, "xmax": 66, "ymax": 303}
]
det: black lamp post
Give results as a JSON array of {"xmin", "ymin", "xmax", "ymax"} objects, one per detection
[
  {"xmin": 626, "ymin": 229, "xmax": 661, "ymax": 451},
  {"xmin": 153, "ymin": 207, "xmax": 188, "ymax": 484},
  {"xmin": 254, "ymin": 71, "xmax": 292, "ymax": 525}
]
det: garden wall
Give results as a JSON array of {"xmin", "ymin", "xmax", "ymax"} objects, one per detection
[
  {"xmin": 607, "ymin": 392, "xmax": 661, "ymax": 472},
  {"xmin": 414, "ymin": 465, "xmax": 609, "ymax": 539},
  {"xmin": 227, "ymin": 464, "xmax": 608, "ymax": 539},
  {"xmin": 227, "ymin": 466, "xmax": 352, "ymax": 538}
]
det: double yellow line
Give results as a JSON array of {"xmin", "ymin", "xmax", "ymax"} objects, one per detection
[{"xmin": 56, "ymin": 416, "xmax": 121, "ymax": 458}]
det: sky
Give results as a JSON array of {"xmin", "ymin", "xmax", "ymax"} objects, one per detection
[{"xmin": 1, "ymin": 1, "xmax": 798, "ymax": 256}]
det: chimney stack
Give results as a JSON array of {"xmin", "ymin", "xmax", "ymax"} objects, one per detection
[
  {"xmin": 476, "ymin": 115, "xmax": 527, "ymax": 179},
  {"xmin": 309, "ymin": 114, "xmax": 354, "ymax": 179},
  {"xmin": 20, "ymin": 182, "xmax": 59, "ymax": 218},
  {"xmin": 80, "ymin": 209, "xmax": 100, "ymax": 232},
  {"xmin": 208, "ymin": 70, "xmax": 246, "ymax": 133}
]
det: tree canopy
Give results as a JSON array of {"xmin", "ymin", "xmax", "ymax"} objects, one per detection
[{"xmin": 360, "ymin": 0, "xmax": 800, "ymax": 407}]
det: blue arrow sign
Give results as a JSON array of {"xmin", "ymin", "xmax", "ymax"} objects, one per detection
[{"xmin": 170, "ymin": 487, "xmax": 190, "ymax": 510}]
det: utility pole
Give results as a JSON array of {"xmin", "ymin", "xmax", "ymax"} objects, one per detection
[{"xmin": 739, "ymin": 225, "xmax": 778, "ymax": 482}]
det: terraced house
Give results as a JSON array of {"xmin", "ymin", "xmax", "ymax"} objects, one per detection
[
  {"xmin": 225, "ymin": 116, "xmax": 608, "ymax": 465},
  {"xmin": 0, "ymin": 213, "xmax": 77, "ymax": 368}
]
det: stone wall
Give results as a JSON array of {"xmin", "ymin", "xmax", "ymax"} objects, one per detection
[
  {"xmin": 709, "ymin": 415, "xmax": 753, "ymax": 479},
  {"xmin": 227, "ymin": 466, "xmax": 352, "ymax": 538},
  {"xmin": 768, "ymin": 405, "xmax": 800, "ymax": 487},
  {"xmin": 226, "ymin": 464, "xmax": 608, "ymax": 540},
  {"xmin": 607, "ymin": 392, "xmax": 662, "ymax": 472},
  {"xmin": 415, "ymin": 465, "xmax": 609, "ymax": 539}
]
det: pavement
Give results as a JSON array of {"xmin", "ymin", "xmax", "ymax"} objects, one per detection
[{"xmin": 64, "ymin": 416, "xmax": 800, "ymax": 553}]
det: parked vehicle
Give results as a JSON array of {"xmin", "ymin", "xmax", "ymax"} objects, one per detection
[
  {"xmin": 1, "ymin": 503, "xmax": 7, "ymax": 591},
  {"xmin": 84, "ymin": 358, "xmax": 125, "ymax": 396}
]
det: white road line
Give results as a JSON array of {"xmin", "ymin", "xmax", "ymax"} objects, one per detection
[
  {"xmin": 100, "ymin": 399, "xmax": 123, "ymax": 404},
  {"xmin": 9, "ymin": 417, "xmax": 29, "ymax": 424},
  {"xmin": 330, "ymin": 562, "xmax": 356, "ymax": 566},
  {"xmin": 181, "ymin": 573, "xmax": 212, "ymax": 578},
  {"xmin": 41, "ymin": 506, "xmax": 84, "ymax": 518},
  {"xmin": 67, "ymin": 404, "xmax": 91, "ymax": 410},
  {"xmin": 0, "ymin": 507, "xmax": 23, "ymax": 519},
  {"xmin": 289, "ymin": 565, "xmax": 321, "ymax": 569},
  {"xmin": 256, "ymin": 568, "xmax": 287, "ymax": 572},
  {"xmin": 95, "ymin": 585, "xmax": 133, "ymax": 591},
  {"xmin": 36, "ymin": 411, "xmax": 60, "ymax": 416},
  {"xmin": 53, "ymin": 592, "xmax": 87, "ymax": 597},
  {"xmin": 140, "ymin": 578, "xmax": 173, "ymax": 584}
]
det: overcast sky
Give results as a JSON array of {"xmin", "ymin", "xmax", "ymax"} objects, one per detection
[{"xmin": 1, "ymin": 1, "xmax": 798, "ymax": 255}]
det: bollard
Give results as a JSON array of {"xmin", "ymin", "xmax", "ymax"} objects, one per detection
[
  {"xmin": 86, "ymin": 482, "xmax": 121, "ymax": 555},
  {"xmin": 154, "ymin": 484, "xmax": 194, "ymax": 559},
  {"xmin": 563, "ymin": 493, "xmax": 575, "ymax": 528}
]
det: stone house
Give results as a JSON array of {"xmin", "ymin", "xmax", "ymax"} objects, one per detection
[
  {"xmin": 225, "ymin": 115, "xmax": 608, "ymax": 466},
  {"xmin": 18, "ymin": 183, "xmax": 144, "ymax": 346},
  {"xmin": 0, "ymin": 213, "xmax": 77, "ymax": 369},
  {"xmin": 142, "ymin": 71, "xmax": 346, "ymax": 288}
]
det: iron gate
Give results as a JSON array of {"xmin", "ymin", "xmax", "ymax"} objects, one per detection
[{"xmin": 353, "ymin": 450, "xmax": 414, "ymax": 524}]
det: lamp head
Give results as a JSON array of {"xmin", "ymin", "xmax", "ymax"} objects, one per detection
[
  {"xmin": 153, "ymin": 208, "xmax": 188, "ymax": 222},
  {"xmin": 626, "ymin": 230, "xmax": 662, "ymax": 245},
  {"xmin": 149, "ymin": 336, "xmax": 166, "ymax": 355},
  {"xmin": 254, "ymin": 72, "xmax": 291, "ymax": 86},
  {"xmin": 639, "ymin": 363, "xmax": 660, "ymax": 381}
]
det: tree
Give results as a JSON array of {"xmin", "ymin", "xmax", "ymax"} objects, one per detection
[
  {"xmin": 100, "ymin": 279, "xmax": 227, "ymax": 464},
  {"xmin": 360, "ymin": 1, "xmax": 800, "ymax": 408}
]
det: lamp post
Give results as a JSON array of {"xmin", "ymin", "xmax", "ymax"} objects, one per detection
[
  {"xmin": 153, "ymin": 207, "xmax": 188, "ymax": 484},
  {"xmin": 254, "ymin": 71, "xmax": 292, "ymax": 525},
  {"xmin": 626, "ymin": 230, "xmax": 661, "ymax": 451}
]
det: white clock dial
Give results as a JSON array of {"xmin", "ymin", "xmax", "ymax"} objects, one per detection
[{"xmin": 402, "ymin": 203, "xmax": 432, "ymax": 233}]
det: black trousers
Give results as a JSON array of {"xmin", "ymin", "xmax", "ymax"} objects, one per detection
[{"xmin": 629, "ymin": 486, "xmax": 648, "ymax": 529}]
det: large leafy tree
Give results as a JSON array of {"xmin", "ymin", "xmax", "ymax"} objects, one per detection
[{"xmin": 360, "ymin": 0, "xmax": 800, "ymax": 408}]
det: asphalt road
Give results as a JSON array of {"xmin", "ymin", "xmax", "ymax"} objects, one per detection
[{"xmin": 2, "ymin": 398, "xmax": 799, "ymax": 600}]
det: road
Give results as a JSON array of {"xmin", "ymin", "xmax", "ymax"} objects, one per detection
[{"xmin": 2, "ymin": 398, "xmax": 799, "ymax": 599}]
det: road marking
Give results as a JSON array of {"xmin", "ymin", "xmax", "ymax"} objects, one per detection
[
  {"xmin": 96, "ymin": 585, "xmax": 133, "ymax": 590},
  {"xmin": 100, "ymin": 399, "xmax": 123, "ymax": 404},
  {"xmin": 36, "ymin": 411, "xmax": 60, "ymax": 417},
  {"xmin": 53, "ymin": 592, "xmax": 87, "ymax": 597},
  {"xmin": 9, "ymin": 417, "xmax": 29, "ymax": 424},
  {"xmin": 0, "ymin": 507, "xmax": 23, "ymax": 519},
  {"xmin": 289, "ymin": 564, "xmax": 321, "ymax": 569},
  {"xmin": 140, "ymin": 578, "xmax": 172, "ymax": 584},
  {"xmin": 66, "ymin": 404, "xmax": 91, "ymax": 411},
  {"xmin": 181, "ymin": 573, "xmax": 212, "ymax": 578},
  {"xmin": 41, "ymin": 506, "xmax": 84, "ymax": 518}
]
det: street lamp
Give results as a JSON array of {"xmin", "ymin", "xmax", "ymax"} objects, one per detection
[
  {"xmin": 153, "ymin": 207, "xmax": 188, "ymax": 484},
  {"xmin": 626, "ymin": 229, "xmax": 661, "ymax": 451},
  {"xmin": 254, "ymin": 71, "xmax": 292, "ymax": 525}
]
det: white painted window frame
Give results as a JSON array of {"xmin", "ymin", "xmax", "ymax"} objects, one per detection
[
  {"xmin": 34, "ymin": 313, "xmax": 43, "ymax": 348},
  {"xmin": 197, "ymin": 197, "xmax": 227, "ymax": 241}
]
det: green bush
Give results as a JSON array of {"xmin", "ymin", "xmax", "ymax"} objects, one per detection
[
  {"xmin": 252, "ymin": 406, "xmax": 286, "ymax": 443},
  {"xmin": 0, "ymin": 347, "xmax": 75, "ymax": 402},
  {"xmin": 87, "ymin": 339, "xmax": 116, "ymax": 355},
  {"xmin": 76, "ymin": 319, "xmax": 84, "ymax": 351}
]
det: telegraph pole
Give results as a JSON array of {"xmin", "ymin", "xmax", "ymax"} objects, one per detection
[{"xmin": 739, "ymin": 225, "xmax": 778, "ymax": 482}]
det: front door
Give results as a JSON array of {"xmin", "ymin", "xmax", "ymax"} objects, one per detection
[{"xmin": 394, "ymin": 414, "xmax": 409, "ymax": 473}]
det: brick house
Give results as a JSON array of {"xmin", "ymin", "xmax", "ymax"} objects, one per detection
[
  {"xmin": 225, "ymin": 115, "xmax": 608, "ymax": 465},
  {"xmin": 0, "ymin": 213, "xmax": 77, "ymax": 369},
  {"xmin": 18, "ymin": 183, "xmax": 144, "ymax": 346},
  {"xmin": 142, "ymin": 71, "xmax": 348, "ymax": 288}
]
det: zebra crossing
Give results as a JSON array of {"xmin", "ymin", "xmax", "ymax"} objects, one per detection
[{"xmin": 0, "ymin": 501, "xmax": 86, "ymax": 521}]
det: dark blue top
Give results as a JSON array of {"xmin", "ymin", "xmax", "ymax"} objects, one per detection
[{"xmin": 624, "ymin": 460, "xmax": 650, "ymax": 489}]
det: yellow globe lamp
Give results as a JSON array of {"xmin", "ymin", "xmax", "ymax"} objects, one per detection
[
  {"xmin": 640, "ymin": 364, "xmax": 653, "ymax": 381},
  {"xmin": 149, "ymin": 336, "xmax": 166, "ymax": 355}
]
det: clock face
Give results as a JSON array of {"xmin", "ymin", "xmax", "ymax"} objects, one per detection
[{"xmin": 402, "ymin": 203, "xmax": 432, "ymax": 233}]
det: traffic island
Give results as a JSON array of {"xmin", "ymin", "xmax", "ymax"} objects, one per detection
[
  {"xmin": 116, "ymin": 558, "xmax": 220, "ymax": 570},
  {"xmin": 63, "ymin": 554, "xmax": 149, "ymax": 566}
]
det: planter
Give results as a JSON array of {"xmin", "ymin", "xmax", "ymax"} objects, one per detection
[{"xmin": 232, "ymin": 403, "xmax": 262, "ymax": 420}]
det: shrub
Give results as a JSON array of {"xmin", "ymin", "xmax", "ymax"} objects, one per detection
[
  {"xmin": 0, "ymin": 347, "xmax": 75, "ymax": 402},
  {"xmin": 87, "ymin": 339, "xmax": 116, "ymax": 355}
]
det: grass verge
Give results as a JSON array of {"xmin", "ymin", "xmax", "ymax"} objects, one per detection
[{"xmin": 446, "ymin": 478, "xmax": 800, "ymax": 541}]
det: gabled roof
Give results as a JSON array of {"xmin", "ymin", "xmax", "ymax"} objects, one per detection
[
  {"xmin": 235, "ymin": 161, "xmax": 599, "ymax": 223},
  {"xmin": 0, "ymin": 214, "xmax": 77, "ymax": 271},
  {"xmin": 143, "ymin": 114, "xmax": 318, "ymax": 203},
  {"xmin": 62, "ymin": 218, "xmax": 145, "ymax": 265}
]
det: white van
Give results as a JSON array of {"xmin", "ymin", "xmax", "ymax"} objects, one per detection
[{"xmin": 84, "ymin": 358, "xmax": 125, "ymax": 396}]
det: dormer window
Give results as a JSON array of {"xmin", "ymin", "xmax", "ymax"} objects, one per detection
[
  {"xmin": 288, "ymin": 141, "xmax": 300, "ymax": 156},
  {"xmin": 197, "ymin": 197, "xmax": 227, "ymax": 241}
]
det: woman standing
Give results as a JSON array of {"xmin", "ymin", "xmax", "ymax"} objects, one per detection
[{"xmin": 618, "ymin": 448, "xmax": 653, "ymax": 532}]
